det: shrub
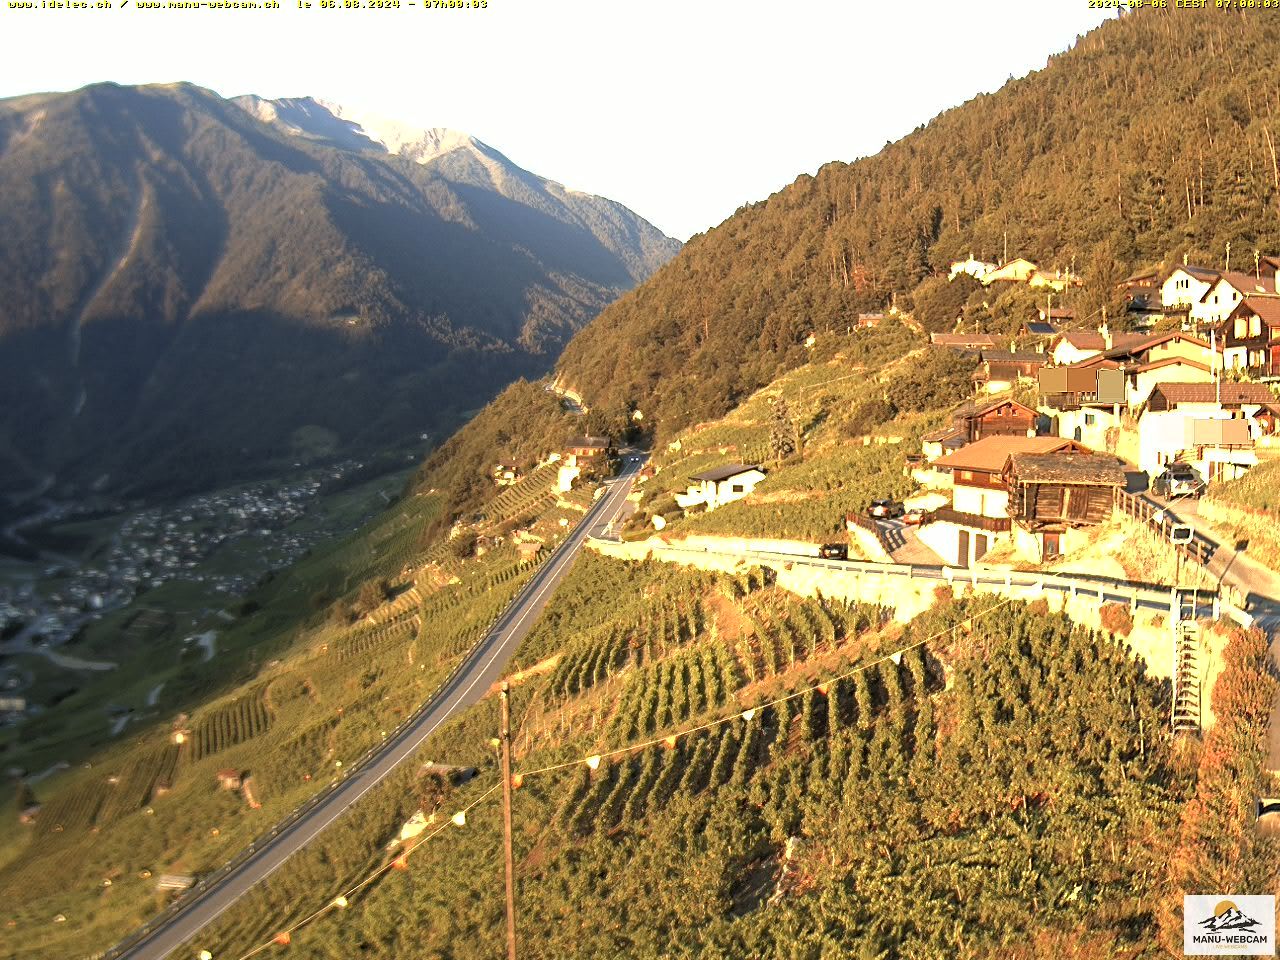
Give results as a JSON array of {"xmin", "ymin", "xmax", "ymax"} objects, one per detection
[{"xmin": 1099, "ymin": 602, "xmax": 1133, "ymax": 637}]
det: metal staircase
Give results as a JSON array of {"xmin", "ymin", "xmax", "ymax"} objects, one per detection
[{"xmin": 1171, "ymin": 590, "xmax": 1202, "ymax": 735}]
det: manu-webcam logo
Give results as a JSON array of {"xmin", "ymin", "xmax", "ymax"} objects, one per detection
[{"xmin": 1184, "ymin": 895, "xmax": 1276, "ymax": 956}]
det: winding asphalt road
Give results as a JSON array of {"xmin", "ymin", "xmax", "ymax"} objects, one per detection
[{"xmin": 112, "ymin": 457, "xmax": 644, "ymax": 960}]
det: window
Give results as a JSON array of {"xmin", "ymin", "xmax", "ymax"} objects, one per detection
[
  {"xmin": 1084, "ymin": 413, "xmax": 1096, "ymax": 426},
  {"xmin": 731, "ymin": 484, "xmax": 744, "ymax": 494},
  {"xmin": 1251, "ymin": 317, "xmax": 1262, "ymax": 337}
]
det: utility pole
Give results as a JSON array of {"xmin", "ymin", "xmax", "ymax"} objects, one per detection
[{"xmin": 500, "ymin": 682, "xmax": 518, "ymax": 960}]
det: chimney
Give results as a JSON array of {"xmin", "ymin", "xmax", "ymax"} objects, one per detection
[{"xmin": 1099, "ymin": 317, "xmax": 1112, "ymax": 350}]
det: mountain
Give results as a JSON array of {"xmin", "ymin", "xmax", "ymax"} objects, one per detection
[
  {"xmin": 552, "ymin": 8, "xmax": 1280, "ymax": 442},
  {"xmin": 233, "ymin": 96, "xmax": 678, "ymax": 286},
  {"xmin": 0, "ymin": 83, "xmax": 678, "ymax": 504}
]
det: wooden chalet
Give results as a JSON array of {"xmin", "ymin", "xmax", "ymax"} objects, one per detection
[
  {"xmin": 564, "ymin": 436, "xmax": 613, "ymax": 459},
  {"xmin": 950, "ymin": 398, "xmax": 1038, "ymax": 443},
  {"xmin": 1004, "ymin": 452, "xmax": 1126, "ymax": 559},
  {"xmin": 973, "ymin": 351, "xmax": 1047, "ymax": 390}
]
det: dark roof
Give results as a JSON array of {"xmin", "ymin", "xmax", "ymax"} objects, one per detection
[
  {"xmin": 921, "ymin": 426, "xmax": 965, "ymax": 444},
  {"xmin": 566, "ymin": 435, "xmax": 611, "ymax": 449},
  {"xmin": 1023, "ymin": 321, "xmax": 1058, "ymax": 336},
  {"xmin": 979, "ymin": 350, "xmax": 1046, "ymax": 364},
  {"xmin": 689, "ymin": 463, "xmax": 764, "ymax": 483},
  {"xmin": 1008, "ymin": 452, "xmax": 1126, "ymax": 486},
  {"xmin": 1169, "ymin": 264, "xmax": 1221, "ymax": 283},
  {"xmin": 1149, "ymin": 382, "xmax": 1280, "ymax": 407}
]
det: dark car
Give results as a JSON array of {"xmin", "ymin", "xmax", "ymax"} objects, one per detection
[
  {"xmin": 868, "ymin": 499, "xmax": 905, "ymax": 519},
  {"xmin": 1151, "ymin": 464, "xmax": 1206, "ymax": 499},
  {"xmin": 818, "ymin": 543, "xmax": 848, "ymax": 561}
]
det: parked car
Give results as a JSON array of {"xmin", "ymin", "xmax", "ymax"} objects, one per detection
[
  {"xmin": 818, "ymin": 543, "xmax": 848, "ymax": 560},
  {"xmin": 1151, "ymin": 464, "xmax": 1206, "ymax": 499},
  {"xmin": 868, "ymin": 499, "xmax": 905, "ymax": 520},
  {"xmin": 902, "ymin": 507, "xmax": 926, "ymax": 526}
]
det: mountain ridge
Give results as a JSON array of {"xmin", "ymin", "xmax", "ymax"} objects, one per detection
[{"xmin": 0, "ymin": 81, "xmax": 679, "ymax": 502}]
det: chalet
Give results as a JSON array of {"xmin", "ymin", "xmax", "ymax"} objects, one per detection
[
  {"xmin": 215, "ymin": 769, "xmax": 243, "ymax": 791},
  {"xmin": 1118, "ymin": 268, "xmax": 1160, "ymax": 291},
  {"xmin": 949, "ymin": 255, "xmax": 997, "ymax": 282},
  {"xmin": 1221, "ymin": 296, "xmax": 1280, "ymax": 374},
  {"xmin": 952, "ymin": 398, "xmax": 1038, "ymax": 443},
  {"xmin": 919, "ymin": 435, "xmax": 1085, "ymax": 567},
  {"xmin": 1160, "ymin": 265, "xmax": 1220, "ymax": 313},
  {"xmin": 1048, "ymin": 326, "xmax": 1150, "ymax": 366},
  {"xmin": 1004, "ymin": 452, "xmax": 1126, "ymax": 561},
  {"xmin": 856, "ymin": 312, "xmax": 887, "ymax": 329},
  {"xmin": 1050, "ymin": 330, "xmax": 1108, "ymax": 365},
  {"xmin": 1192, "ymin": 271, "xmax": 1278, "ymax": 328},
  {"xmin": 674, "ymin": 464, "xmax": 766, "ymax": 513},
  {"xmin": 982, "ymin": 258, "xmax": 1039, "ymax": 286},
  {"xmin": 564, "ymin": 436, "xmax": 613, "ymax": 460},
  {"xmin": 972, "ymin": 351, "xmax": 1047, "ymax": 393},
  {"xmin": 920, "ymin": 425, "xmax": 967, "ymax": 464},
  {"xmin": 1028, "ymin": 268, "xmax": 1080, "ymax": 292},
  {"xmin": 1139, "ymin": 381, "xmax": 1280, "ymax": 480},
  {"xmin": 1092, "ymin": 330, "xmax": 1222, "ymax": 371},
  {"xmin": 929, "ymin": 332, "xmax": 999, "ymax": 351}
]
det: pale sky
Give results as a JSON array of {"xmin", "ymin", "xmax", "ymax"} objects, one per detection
[{"xmin": 1, "ymin": 1, "xmax": 1113, "ymax": 240}]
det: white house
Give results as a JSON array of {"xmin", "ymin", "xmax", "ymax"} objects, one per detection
[
  {"xmin": 949, "ymin": 255, "xmax": 997, "ymax": 282},
  {"xmin": 1190, "ymin": 271, "xmax": 1277, "ymax": 328},
  {"xmin": 1138, "ymin": 381, "xmax": 1280, "ymax": 480},
  {"xmin": 674, "ymin": 464, "xmax": 767, "ymax": 512},
  {"xmin": 1160, "ymin": 265, "xmax": 1220, "ymax": 312}
]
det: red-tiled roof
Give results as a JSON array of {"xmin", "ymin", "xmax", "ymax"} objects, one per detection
[
  {"xmin": 1149, "ymin": 382, "xmax": 1279, "ymax": 406},
  {"xmin": 1229, "ymin": 296, "xmax": 1280, "ymax": 327},
  {"xmin": 1058, "ymin": 331, "xmax": 1106, "ymax": 350},
  {"xmin": 1130, "ymin": 356, "xmax": 1213, "ymax": 374},
  {"xmin": 1214, "ymin": 270, "xmax": 1277, "ymax": 297}
]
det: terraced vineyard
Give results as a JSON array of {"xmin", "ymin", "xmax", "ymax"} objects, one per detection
[{"xmin": 188, "ymin": 686, "xmax": 273, "ymax": 762}]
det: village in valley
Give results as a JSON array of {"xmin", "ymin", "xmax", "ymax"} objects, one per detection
[{"xmin": 0, "ymin": 460, "xmax": 393, "ymax": 725}]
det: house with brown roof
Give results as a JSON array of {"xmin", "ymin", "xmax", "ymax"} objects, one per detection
[
  {"xmin": 1221, "ymin": 296, "xmax": 1280, "ymax": 374},
  {"xmin": 1139, "ymin": 381, "xmax": 1280, "ymax": 481},
  {"xmin": 972, "ymin": 351, "xmax": 1048, "ymax": 393},
  {"xmin": 918, "ymin": 435, "xmax": 1086, "ymax": 567},
  {"xmin": 920, "ymin": 399, "xmax": 1038, "ymax": 465},
  {"xmin": 1004, "ymin": 453, "xmax": 1127, "ymax": 562},
  {"xmin": 1193, "ymin": 271, "xmax": 1278, "ymax": 327}
]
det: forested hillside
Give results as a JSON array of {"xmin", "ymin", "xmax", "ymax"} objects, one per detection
[{"xmin": 555, "ymin": 8, "xmax": 1280, "ymax": 441}]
